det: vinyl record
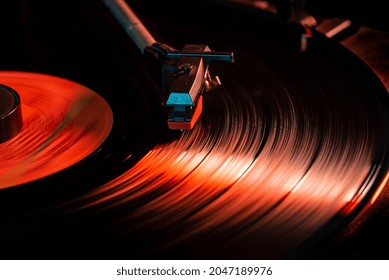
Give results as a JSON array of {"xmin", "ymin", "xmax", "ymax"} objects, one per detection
[
  {"xmin": 0, "ymin": 71, "xmax": 113, "ymax": 188},
  {"xmin": 0, "ymin": 0, "xmax": 388, "ymax": 260}
]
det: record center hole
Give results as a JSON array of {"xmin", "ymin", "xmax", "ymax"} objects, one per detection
[{"xmin": 0, "ymin": 84, "xmax": 23, "ymax": 143}]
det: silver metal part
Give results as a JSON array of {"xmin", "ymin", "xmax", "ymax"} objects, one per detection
[
  {"xmin": 102, "ymin": 0, "xmax": 156, "ymax": 53},
  {"xmin": 102, "ymin": 0, "xmax": 234, "ymax": 129}
]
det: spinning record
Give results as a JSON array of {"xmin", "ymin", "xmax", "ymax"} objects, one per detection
[
  {"xmin": 0, "ymin": 72, "xmax": 113, "ymax": 188},
  {"xmin": 0, "ymin": 0, "xmax": 388, "ymax": 260}
]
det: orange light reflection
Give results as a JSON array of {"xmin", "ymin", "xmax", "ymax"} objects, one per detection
[{"xmin": 0, "ymin": 71, "xmax": 113, "ymax": 188}]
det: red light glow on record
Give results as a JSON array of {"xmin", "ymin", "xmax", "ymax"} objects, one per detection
[
  {"xmin": 67, "ymin": 68, "xmax": 383, "ymax": 258},
  {"xmin": 0, "ymin": 0, "xmax": 388, "ymax": 261},
  {"xmin": 0, "ymin": 71, "xmax": 113, "ymax": 189}
]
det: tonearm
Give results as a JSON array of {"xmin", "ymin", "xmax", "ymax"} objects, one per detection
[{"xmin": 102, "ymin": 0, "xmax": 234, "ymax": 130}]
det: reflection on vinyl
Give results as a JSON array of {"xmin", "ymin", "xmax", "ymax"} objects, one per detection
[
  {"xmin": 0, "ymin": 0, "xmax": 388, "ymax": 260},
  {"xmin": 0, "ymin": 72, "xmax": 113, "ymax": 188}
]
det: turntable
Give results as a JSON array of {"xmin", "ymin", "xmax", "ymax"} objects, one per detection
[{"xmin": 0, "ymin": 0, "xmax": 388, "ymax": 260}]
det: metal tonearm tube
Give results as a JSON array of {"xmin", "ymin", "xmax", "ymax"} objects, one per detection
[{"xmin": 102, "ymin": 0, "xmax": 234, "ymax": 130}]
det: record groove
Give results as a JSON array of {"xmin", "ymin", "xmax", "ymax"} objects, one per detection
[{"xmin": 0, "ymin": 0, "xmax": 388, "ymax": 260}]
